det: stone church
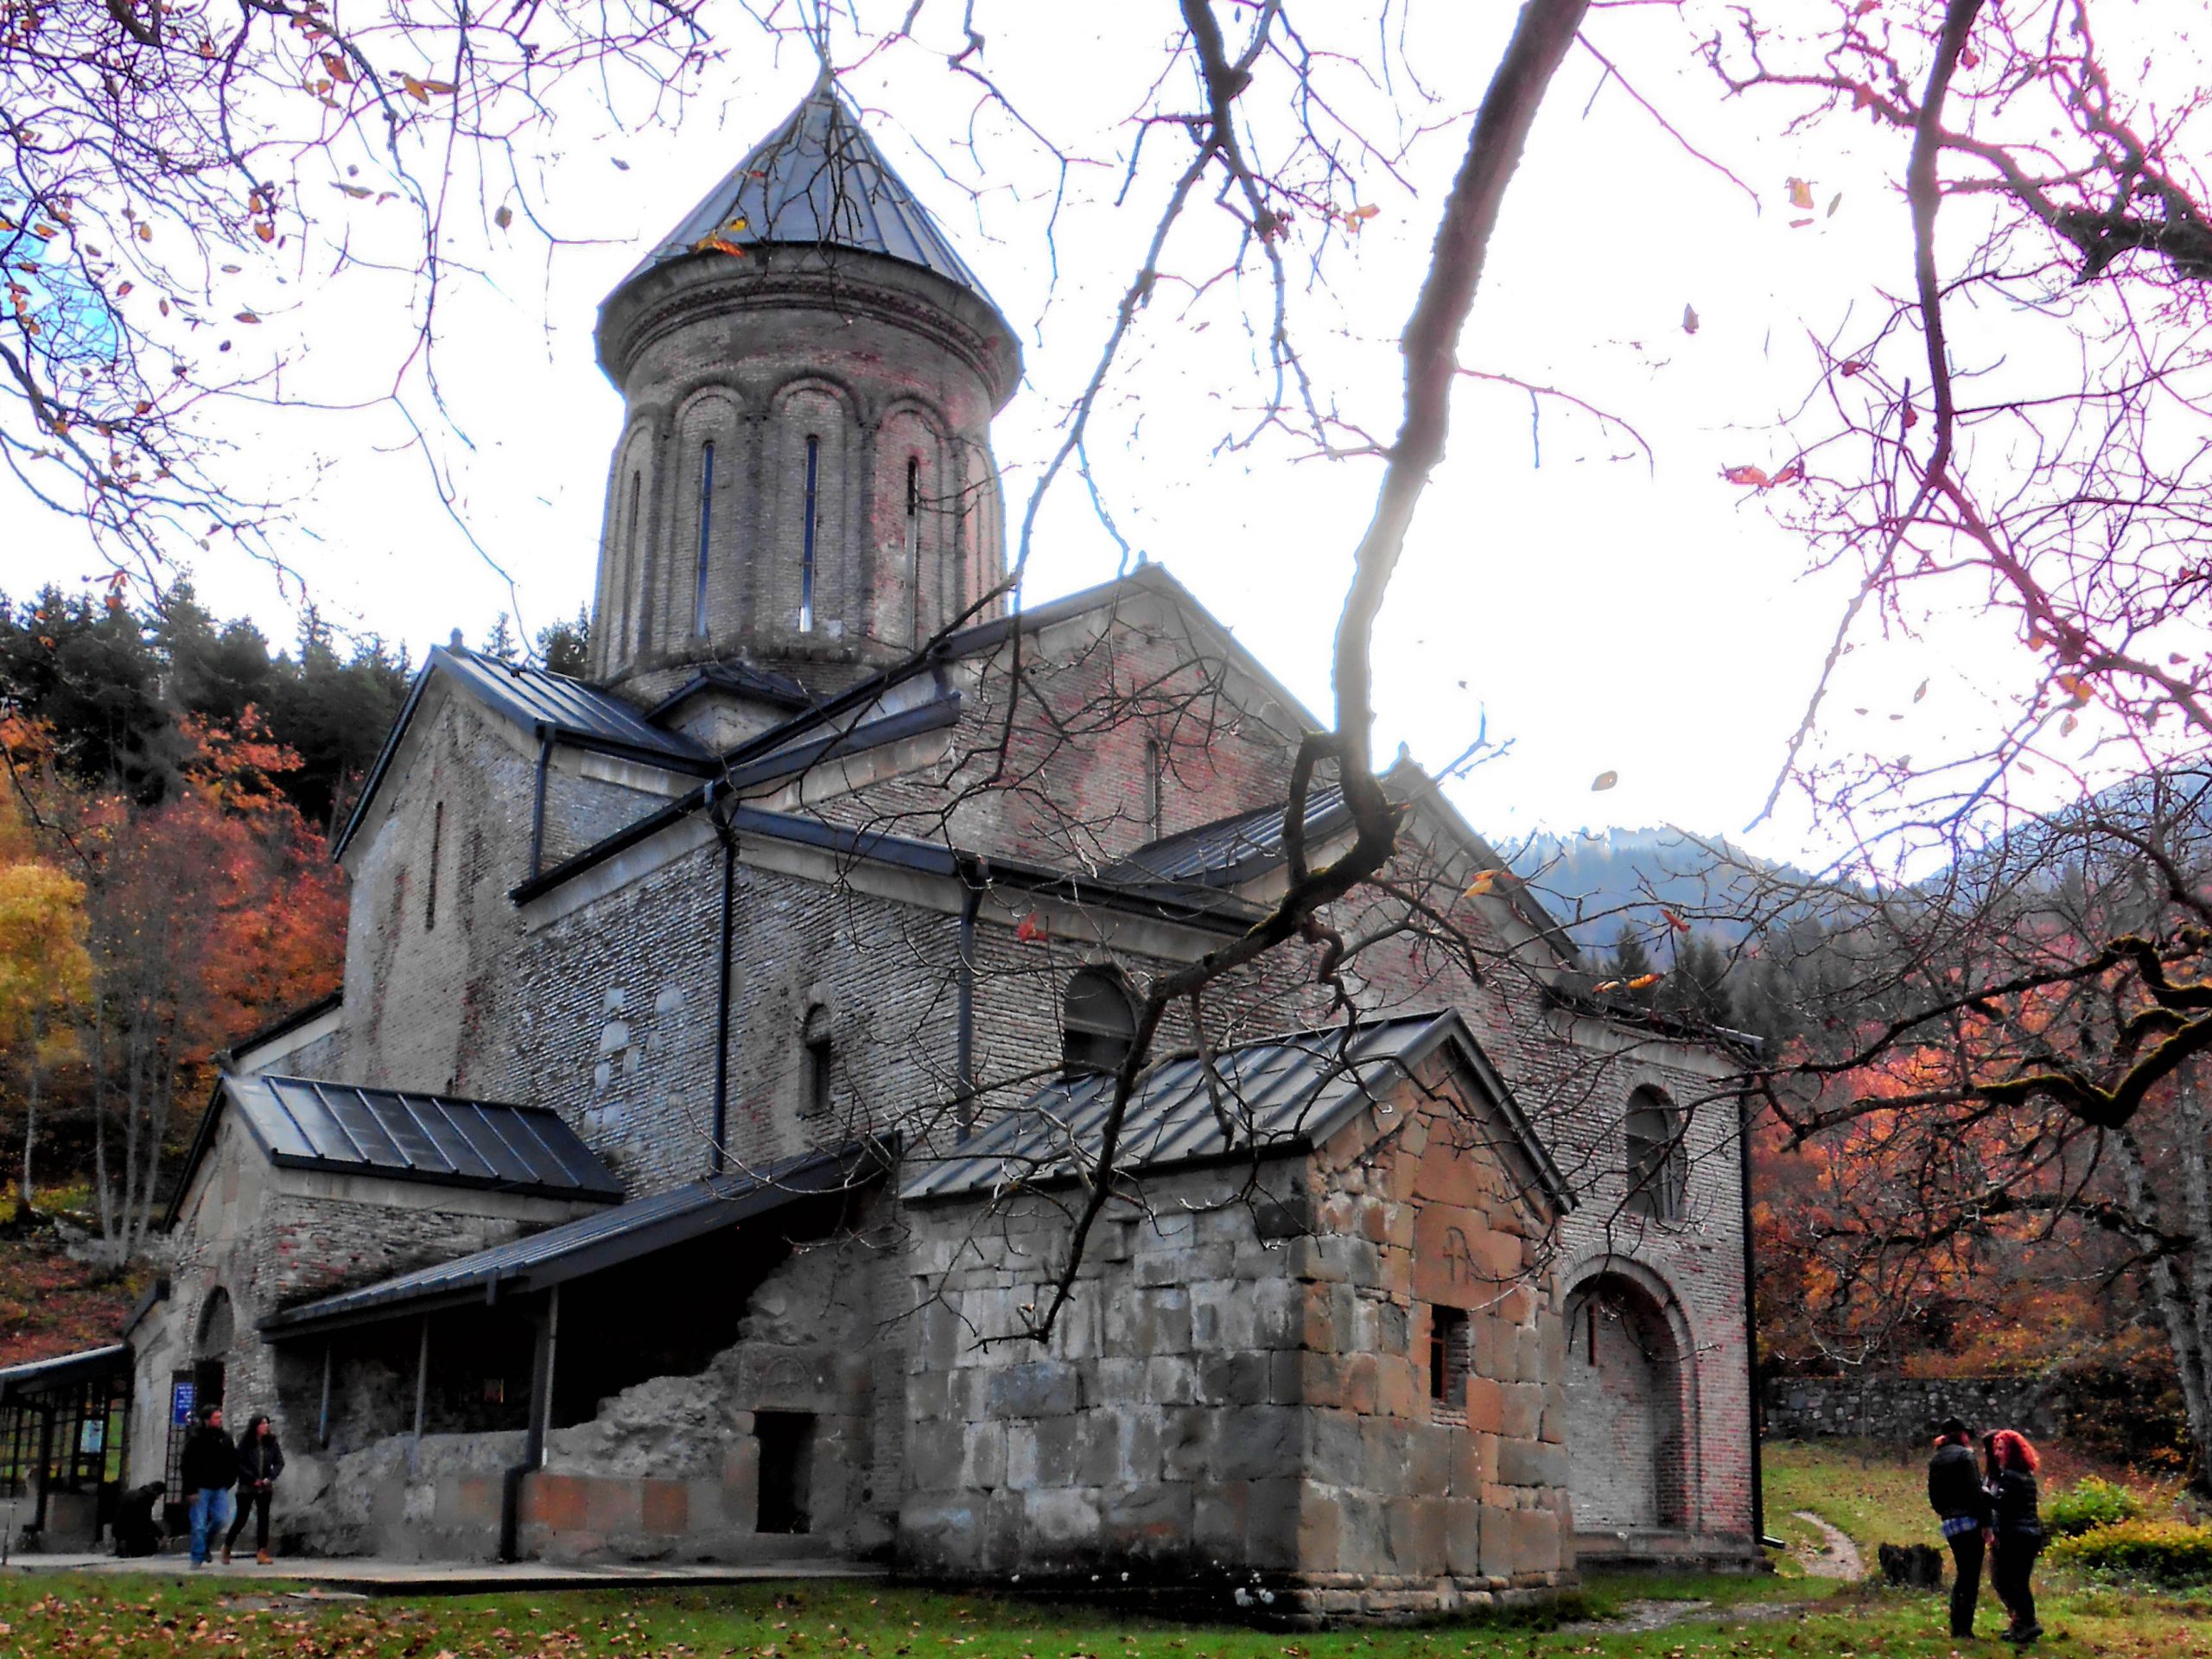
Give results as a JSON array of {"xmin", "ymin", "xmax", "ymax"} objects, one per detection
[{"xmin": 118, "ymin": 82, "xmax": 1758, "ymax": 1619}]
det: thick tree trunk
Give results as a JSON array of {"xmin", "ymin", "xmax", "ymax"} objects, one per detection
[{"xmin": 2119, "ymin": 1125, "xmax": 2212, "ymax": 1490}]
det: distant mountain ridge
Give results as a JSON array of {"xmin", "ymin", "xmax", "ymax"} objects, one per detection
[{"xmin": 1504, "ymin": 825, "xmax": 1811, "ymax": 954}]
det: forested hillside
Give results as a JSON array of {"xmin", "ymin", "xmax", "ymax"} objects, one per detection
[{"xmin": 0, "ymin": 589, "xmax": 581, "ymax": 1296}]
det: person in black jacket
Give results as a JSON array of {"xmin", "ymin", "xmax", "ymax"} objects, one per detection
[
  {"xmin": 178, "ymin": 1407, "xmax": 238, "ymax": 1567},
  {"xmin": 1987, "ymin": 1429, "xmax": 2045, "ymax": 1644},
  {"xmin": 1927, "ymin": 1416, "xmax": 1993, "ymax": 1638},
  {"xmin": 223, "ymin": 1414, "xmax": 284, "ymax": 1565}
]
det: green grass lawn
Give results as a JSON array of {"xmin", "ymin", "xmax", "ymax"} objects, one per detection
[
  {"xmin": 1764, "ymin": 1437, "xmax": 1943, "ymax": 1562},
  {"xmin": 0, "ymin": 1443, "xmax": 2200, "ymax": 1659}
]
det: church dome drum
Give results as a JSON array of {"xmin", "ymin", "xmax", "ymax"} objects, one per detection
[{"xmin": 589, "ymin": 82, "xmax": 1023, "ymax": 697}]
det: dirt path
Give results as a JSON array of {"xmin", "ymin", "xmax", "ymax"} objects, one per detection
[{"xmin": 1792, "ymin": 1509, "xmax": 1866, "ymax": 1580}]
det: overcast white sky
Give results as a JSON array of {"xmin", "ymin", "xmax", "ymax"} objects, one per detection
[{"xmin": 0, "ymin": 3, "xmax": 2037, "ymax": 863}]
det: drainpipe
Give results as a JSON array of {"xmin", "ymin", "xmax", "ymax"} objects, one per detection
[
  {"xmin": 528, "ymin": 728, "xmax": 554, "ymax": 880},
  {"xmin": 1738, "ymin": 1085, "xmax": 1776, "ymax": 1550},
  {"xmin": 955, "ymin": 859, "xmax": 982, "ymax": 1141},
  {"xmin": 709, "ymin": 785, "xmax": 740, "ymax": 1175}
]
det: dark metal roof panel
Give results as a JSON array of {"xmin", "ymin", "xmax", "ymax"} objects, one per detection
[
  {"xmin": 0, "ymin": 1344, "xmax": 131, "ymax": 1402},
  {"xmin": 433, "ymin": 645, "xmax": 713, "ymax": 766},
  {"xmin": 227, "ymin": 1075, "xmax": 624, "ymax": 1203},
  {"xmin": 260, "ymin": 1143, "xmax": 878, "ymax": 1337},
  {"xmin": 901, "ymin": 1011, "xmax": 1570, "ymax": 1209},
  {"xmin": 1109, "ymin": 786, "xmax": 1351, "ymax": 888},
  {"xmin": 621, "ymin": 85, "xmax": 995, "ymax": 303},
  {"xmin": 902, "ymin": 1013, "xmax": 1452, "ymax": 1200}
]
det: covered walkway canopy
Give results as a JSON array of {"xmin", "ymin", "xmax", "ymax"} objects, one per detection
[
  {"xmin": 0, "ymin": 1344, "xmax": 133, "ymax": 1545},
  {"xmin": 261, "ymin": 1141, "xmax": 887, "ymax": 1340}
]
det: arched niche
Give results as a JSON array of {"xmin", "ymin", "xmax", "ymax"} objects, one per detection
[
  {"xmin": 767, "ymin": 379, "xmax": 856, "ymax": 638},
  {"xmin": 873, "ymin": 403, "xmax": 952, "ymax": 647},
  {"xmin": 1561, "ymin": 1266, "xmax": 1695, "ymax": 1533},
  {"xmin": 594, "ymin": 421, "xmax": 657, "ymax": 677},
  {"xmin": 955, "ymin": 439, "xmax": 1004, "ymax": 622},
  {"xmin": 670, "ymin": 386, "xmax": 749, "ymax": 645},
  {"xmin": 195, "ymin": 1287, "xmax": 236, "ymax": 1359}
]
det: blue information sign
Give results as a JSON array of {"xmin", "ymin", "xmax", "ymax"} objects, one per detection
[{"xmin": 171, "ymin": 1381, "xmax": 194, "ymax": 1426}]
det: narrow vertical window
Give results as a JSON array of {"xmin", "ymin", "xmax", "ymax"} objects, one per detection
[
  {"xmin": 693, "ymin": 442, "xmax": 715, "ymax": 637},
  {"xmin": 905, "ymin": 454, "xmax": 922, "ymax": 640},
  {"xmin": 906, "ymin": 457, "xmax": 925, "ymax": 645},
  {"xmin": 424, "ymin": 801, "xmax": 444, "ymax": 931},
  {"xmin": 799, "ymin": 434, "xmax": 820, "ymax": 632},
  {"xmin": 801, "ymin": 1006, "xmax": 833, "ymax": 1120},
  {"xmin": 1428, "ymin": 1306, "xmax": 1470, "ymax": 1414},
  {"xmin": 1144, "ymin": 739, "xmax": 1165, "ymax": 840}
]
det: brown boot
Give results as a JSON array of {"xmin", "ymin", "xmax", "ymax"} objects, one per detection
[
  {"xmin": 256, "ymin": 1551, "xmax": 271, "ymax": 1566},
  {"xmin": 220, "ymin": 1546, "xmax": 232, "ymax": 1565}
]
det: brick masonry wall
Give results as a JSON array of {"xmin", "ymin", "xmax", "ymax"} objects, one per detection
[
  {"xmin": 590, "ymin": 247, "xmax": 1014, "ymax": 694},
  {"xmin": 336, "ymin": 683, "xmax": 675, "ymax": 1098}
]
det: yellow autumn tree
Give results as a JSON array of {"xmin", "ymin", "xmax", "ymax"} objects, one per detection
[{"xmin": 0, "ymin": 788, "xmax": 92, "ymax": 1212}]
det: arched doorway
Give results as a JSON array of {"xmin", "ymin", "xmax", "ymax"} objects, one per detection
[
  {"xmin": 1563, "ymin": 1271, "xmax": 1690, "ymax": 1532},
  {"xmin": 193, "ymin": 1288, "xmax": 233, "ymax": 1417}
]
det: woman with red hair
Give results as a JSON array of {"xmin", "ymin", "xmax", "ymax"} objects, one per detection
[{"xmin": 1986, "ymin": 1429, "xmax": 2044, "ymax": 1644}]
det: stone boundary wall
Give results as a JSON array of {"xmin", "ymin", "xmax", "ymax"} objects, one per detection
[{"xmin": 1761, "ymin": 1375, "xmax": 2066, "ymax": 1445}]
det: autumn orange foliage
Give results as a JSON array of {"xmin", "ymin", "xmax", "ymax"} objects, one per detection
[{"xmin": 0, "ymin": 708, "xmax": 344, "ymax": 1262}]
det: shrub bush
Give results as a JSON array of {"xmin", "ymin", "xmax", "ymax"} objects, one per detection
[
  {"xmin": 2044, "ymin": 1475, "xmax": 2145, "ymax": 1536},
  {"xmin": 2050, "ymin": 1518, "xmax": 2212, "ymax": 1586}
]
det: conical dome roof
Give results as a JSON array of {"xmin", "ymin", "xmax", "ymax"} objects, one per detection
[{"xmin": 615, "ymin": 80, "xmax": 996, "ymax": 304}]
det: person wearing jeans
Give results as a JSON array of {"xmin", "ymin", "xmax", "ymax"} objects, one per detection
[
  {"xmin": 180, "ymin": 1407, "xmax": 238, "ymax": 1567},
  {"xmin": 1927, "ymin": 1416, "xmax": 1993, "ymax": 1639}
]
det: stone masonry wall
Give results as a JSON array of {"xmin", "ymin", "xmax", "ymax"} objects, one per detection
[
  {"xmin": 901, "ymin": 1059, "xmax": 1573, "ymax": 1624},
  {"xmin": 283, "ymin": 1209, "xmax": 891, "ymax": 1564},
  {"xmin": 136, "ymin": 1115, "xmax": 596, "ymax": 1538},
  {"xmin": 1762, "ymin": 1375, "xmax": 2069, "ymax": 1445}
]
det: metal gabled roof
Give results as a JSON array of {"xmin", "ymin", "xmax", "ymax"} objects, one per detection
[
  {"xmin": 331, "ymin": 644, "xmax": 714, "ymax": 861},
  {"xmin": 260, "ymin": 1141, "xmax": 882, "ymax": 1338},
  {"xmin": 434, "ymin": 645, "xmax": 714, "ymax": 767},
  {"xmin": 216, "ymin": 1074, "xmax": 624, "ymax": 1204},
  {"xmin": 1109, "ymin": 786, "xmax": 1351, "ymax": 889},
  {"xmin": 618, "ymin": 80, "xmax": 996, "ymax": 303},
  {"xmin": 900, "ymin": 1009, "xmax": 1568, "ymax": 1209}
]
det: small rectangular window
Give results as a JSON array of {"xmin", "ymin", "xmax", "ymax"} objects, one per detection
[
  {"xmin": 1144, "ymin": 739, "xmax": 1165, "ymax": 840},
  {"xmin": 424, "ymin": 801, "xmax": 444, "ymax": 931},
  {"xmin": 1428, "ymin": 1306, "xmax": 1470, "ymax": 1414},
  {"xmin": 693, "ymin": 441, "xmax": 715, "ymax": 636},
  {"xmin": 800, "ymin": 434, "xmax": 820, "ymax": 632}
]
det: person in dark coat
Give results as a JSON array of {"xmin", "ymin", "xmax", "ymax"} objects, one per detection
[
  {"xmin": 1986, "ymin": 1428, "xmax": 2045, "ymax": 1644},
  {"xmin": 178, "ymin": 1406, "xmax": 238, "ymax": 1567},
  {"xmin": 1927, "ymin": 1416, "xmax": 1993, "ymax": 1638},
  {"xmin": 223, "ymin": 1414, "xmax": 284, "ymax": 1564}
]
